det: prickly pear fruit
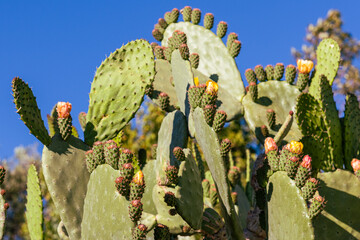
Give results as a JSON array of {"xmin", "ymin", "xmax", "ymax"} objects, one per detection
[{"xmin": 204, "ymin": 13, "xmax": 214, "ymax": 29}]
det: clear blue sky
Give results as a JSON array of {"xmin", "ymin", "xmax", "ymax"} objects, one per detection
[{"xmin": 1, "ymin": 0, "xmax": 360, "ymax": 158}]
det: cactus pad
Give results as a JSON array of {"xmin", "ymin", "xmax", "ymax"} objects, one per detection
[
  {"xmin": 155, "ymin": 111, "xmax": 188, "ymax": 183},
  {"xmin": 343, "ymin": 93, "xmax": 360, "ymax": 170},
  {"xmin": 192, "ymin": 107, "xmax": 243, "ymax": 239},
  {"xmin": 171, "ymin": 50, "xmax": 193, "ymax": 116},
  {"xmin": 308, "ymin": 39, "xmax": 340, "ymax": 99},
  {"xmin": 26, "ymin": 165, "xmax": 43, "ymax": 240},
  {"xmin": 82, "ymin": 165, "xmax": 155, "ymax": 239},
  {"xmin": 162, "ymin": 22, "xmax": 245, "ymax": 120},
  {"xmin": 242, "ymin": 81, "xmax": 302, "ymax": 144},
  {"xmin": 314, "ymin": 169, "xmax": 360, "ymax": 240},
  {"xmin": 85, "ymin": 40, "xmax": 155, "ymax": 145},
  {"xmin": 151, "ymin": 60, "xmax": 178, "ymax": 111},
  {"xmin": 174, "ymin": 149, "xmax": 203, "ymax": 229},
  {"xmin": 267, "ymin": 172, "xmax": 314, "ymax": 240},
  {"xmin": 42, "ymin": 134, "xmax": 90, "ymax": 239},
  {"xmin": 12, "ymin": 77, "xmax": 51, "ymax": 145}
]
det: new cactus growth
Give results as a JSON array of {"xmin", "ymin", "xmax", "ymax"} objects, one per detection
[{"xmin": 204, "ymin": 13, "xmax": 214, "ymax": 29}]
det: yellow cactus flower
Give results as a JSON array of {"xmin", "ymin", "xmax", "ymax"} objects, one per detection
[
  {"xmin": 297, "ymin": 59, "xmax": 314, "ymax": 74},
  {"xmin": 133, "ymin": 170, "xmax": 145, "ymax": 186},
  {"xmin": 205, "ymin": 80, "xmax": 218, "ymax": 95},
  {"xmin": 194, "ymin": 77, "xmax": 199, "ymax": 86},
  {"xmin": 289, "ymin": 140, "xmax": 303, "ymax": 155},
  {"xmin": 56, "ymin": 102, "xmax": 72, "ymax": 118}
]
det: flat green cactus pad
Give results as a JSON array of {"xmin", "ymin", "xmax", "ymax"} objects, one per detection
[
  {"xmin": 296, "ymin": 78, "xmax": 343, "ymax": 171},
  {"xmin": 175, "ymin": 149, "xmax": 203, "ymax": 229},
  {"xmin": 152, "ymin": 185, "xmax": 191, "ymax": 234},
  {"xmin": 171, "ymin": 50, "xmax": 193, "ymax": 117},
  {"xmin": 242, "ymin": 81, "xmax": 302, "ymax": 144},
  {"xmin": 26, "ymin": 165, "xmax": 43, "ymax": 240},
  {"xmin": 12, "ymin": 77, "xmax": 51, "ymax": 145},
  {"xmin": 309, "ymin": 38, "xmax": 340, "ymax": 100},
  {"xmin": 192, "ymin": 107, "xmax": 243, "ymax": 239},
  {"xmin": 234, "ymin": 184, "xmax": 250, "ymax": 229},
  {"xmin": 267, "ymin": 172, "xmax": 314, "ymax": 240},
  {"xmin": 344, "ymin": 93, "xmax": 360, "ymax": 170},
  {"xmin": 314, "ymin": 169, "xmax": 360, "ymax": 240},
  {"xmin": 82, "ymin": 165, "xmax": 155, "ymax": 239},
  {"xmin": 151, "ymin": 59, "xmax": 178, "ymax": 111},
  {"xmin": 42, "ymin": 134, "xmax": 90, "ymax": 239},
  {"xmin": 85, "ymin": 40, "xmax": 155, "ymax": 145},
  {"xmin": 155, "ymin": 110, "xmax": 188, "ymax": 183},
  {"xmin": 0, "ymin": 189, "xmax": 5, "ymax": 239},
  {"xmin": 141, "ymin": 160, "xmax": 157, "ymax": 215},
  {"xmin": 162, "ymin": 22, "xmax": 245, "ymax": 120}
]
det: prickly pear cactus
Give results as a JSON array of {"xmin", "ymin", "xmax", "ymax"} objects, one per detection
[
  {"xmin": 154, "ymin": 8, "xmax": 244, "ymax": 120},
  {"xmin": 12, "ymin": 77, "xmax": 51, "ymax": 145},
  {"xmin": 314, "ymin": 169, "xmax": 360, "ymax": 240},
  {"xmin": 81, "ymin": 165, "xmax": 156, "ymax": 239},
  {"xmin": 267, "ymin": 172, "xmax": 315, "ymax": 240},
  {"xmin": 151, "ymin": 60, "xmax": 178, "ymax": 111},
  {"xmin": 155, "ymin": 110, "xmax": 188, "ymax": 183},
  {"xmin": 192, "ymin": 107, "xmax": 244, "ymax": 240},
  {"xmin": 308, "ymin": 38, "xmax": 340, "ymax": 99},
  {"xmin": 242, "ymin": 81, "xmax": 302, "ymax": 144},
  {"xmin": 26, "ymin": 165, "xmax": 43, "ymax": 240},
  {"xmin": 42, "ymin": 134, "xmax": 90, "ymax": 239},
  {"xmin": 85, "ymin": 40, "xmax": 155, "ymax": 145},
  {"xmin": 296, "ymin": 76, "xmax": 343, "ymax": 171}
]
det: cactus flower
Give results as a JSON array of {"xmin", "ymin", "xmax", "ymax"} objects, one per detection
[
  {"xmin": 351, "ymin": 158, "xmax": 360, "ymax": 172},
  {"xmin": 301, "ymin": 155, "xmax": 312, "ymax": 169},
  {"xmin": 133, "ymin": 170, "xmax": 145, "ymax": 186},
  {"xmin": 314, "ymin": 195, "xmax": 325, "ymax": 204},
  {"xmin": 297, "ymin": 59, "xmax": 314, "ymax": 74},
  {"xmin": 205, "ymin": 80, "xmax": 218, "ymax": 95},
  {"xmin": 264, "ymin": 137, "xmax": 277, "ymax": 154},
  {"xmin": 194, "ymin": 77, "xmax": 199, "ymax": 86},
  {"xmin": 289, "ymin": 140, "xmax": 303, "ymax": 155},
  {"xmin": 56, "ymin": 102, "xmax": 72, "ymax": 118}
]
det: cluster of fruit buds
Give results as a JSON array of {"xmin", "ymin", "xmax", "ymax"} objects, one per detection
[
  {"xmin": 152, "ymin": 8, "xmax": 179, "ymax": 41},
  {"xmin": 309, "ymin": 195, "xmax": 326, "ymax": 219},
  {"xmin": 173, "ymin": 147, "xmax": 185, "ymax": 162},
  {"xmin": 85, "ymin": 140, "xmax": 126, "ymax": 173},
  {"xmin": 264, "ymin": 138, "xmax": 325, "ymax": 218},
  {"xmin": 188, "ymin": 79, "xmax": 227, "ymax": 132},
  {"xmin": 56, "ymin": 102, "xmax": 73, "ymax": 141},
  {"xmin": 228, "ymin": 166, "xmax": 241, "ymax": 187},
  {"xmin": 0, "ymin": 166, "xmax": 6, "ymax": 185},
  {"xmin": 351, "ymin": 158, "xmax": 360, "ymax": 178},
  {"xmin": 296, "ymin": 59, "xmax": 314, "ymax": 91}
]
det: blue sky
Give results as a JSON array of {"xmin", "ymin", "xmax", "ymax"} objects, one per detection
[{"xmin": 1, "ymin": 0, "xmax": 360, "ymax": 158}]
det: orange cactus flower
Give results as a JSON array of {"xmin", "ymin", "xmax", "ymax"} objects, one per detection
[
  {"xmin": 297, "ymin": 59, "xmax": 314, "ymax": 74},
  {"xmin": 56, "ymin": 102, "xmax": 72, "ymax": 118},
  {"xmin": 351, "ymin": 158, "xmax": 360, "ymax": 172},
  {"xmin": 264, "ymin": 137, "xmax": 277, "ymax": 154},
  {"xmin": 301, "ymin": 155, "xmax": 312, "ymax": 169}
]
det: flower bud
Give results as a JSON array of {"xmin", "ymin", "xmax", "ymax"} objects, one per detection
[{"xmin": 133, "ymin": 170, "xmax": 145, "ymax": 186}]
